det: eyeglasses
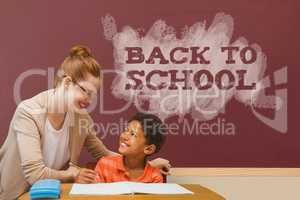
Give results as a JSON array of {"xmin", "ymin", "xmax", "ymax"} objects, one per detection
[{"xmin": 73, "ymin": 81, "xmax": 96, "ymax": 98}]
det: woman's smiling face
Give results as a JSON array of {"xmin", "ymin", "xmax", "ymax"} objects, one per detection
[{"xmin": 65, "ymin": 73, "xmax": 100, "ymax": 113}]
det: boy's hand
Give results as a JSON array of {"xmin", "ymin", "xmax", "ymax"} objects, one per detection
[
  {"xmin": 75, "ymin": 168, "xmax": 97, "ymax": 184},
  {"xmin": 149, "ymin": 158, "xmax": 171, "ymax": 175}
]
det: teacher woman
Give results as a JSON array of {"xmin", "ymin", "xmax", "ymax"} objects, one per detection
[{"xmin": 0, "ymin": 45, "xmax": 170, "ymax": 200}]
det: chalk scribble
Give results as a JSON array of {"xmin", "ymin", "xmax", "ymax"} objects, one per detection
[{"xmin": 101, "ymin": 13, "xmax": 287, "ymax": 133}]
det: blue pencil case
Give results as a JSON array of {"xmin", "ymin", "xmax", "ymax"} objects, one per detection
[{"xmin": 29, "ymin": 179, "xmax": 61, "ymax": 199}]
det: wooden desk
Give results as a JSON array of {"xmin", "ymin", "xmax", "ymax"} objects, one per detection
[{"xmin": 18, "ymin": 184, "xmax": 225, "ymax": 200}]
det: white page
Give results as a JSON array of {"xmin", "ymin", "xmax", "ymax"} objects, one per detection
[
  {"xmin": 70, "ymin": 182, "xmax": 132, "ymax": 195},
  {"xmin": 69, "ymin": 182, "xmax": 194, "ymax": 195},
  {"xmin": 128, "ymin": 182, "xmax": 194, "ymax": 195}
]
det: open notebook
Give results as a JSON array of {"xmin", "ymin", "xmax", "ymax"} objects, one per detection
[{"xmin": 70, "ymin": 182, "xmax": 194, "ymax": 195}]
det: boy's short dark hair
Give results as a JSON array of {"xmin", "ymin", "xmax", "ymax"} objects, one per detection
[{"xmin": 129, "ymin": 112, "xmax": 166, "ymax": 153}]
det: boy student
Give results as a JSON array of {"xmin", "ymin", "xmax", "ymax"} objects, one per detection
[{"xmin": 94, "ymin": 112, "xmax": 167, "ymax": 183}]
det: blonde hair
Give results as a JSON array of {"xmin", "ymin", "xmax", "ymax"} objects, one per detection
[{"xmin": 54, "ymin": 45, "xmax": 101, "ymax": 87}]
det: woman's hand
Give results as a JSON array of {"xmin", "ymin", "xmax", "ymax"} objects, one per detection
[
  {"xmin": 149, "ymin": 158, "xmax": 171, "ymax": 175},
  {"xmin": 75, "ymin": 168, "xmax": 97, "ymax": 184}
]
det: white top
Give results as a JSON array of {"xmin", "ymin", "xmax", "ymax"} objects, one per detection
[{"xmin": 42, "ymin": 112, "xmax": 70, "ymax": 170}]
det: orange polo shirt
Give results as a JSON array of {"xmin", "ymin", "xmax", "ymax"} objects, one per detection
[{"xmin": 94, "ymin": 155, "xmax": 163, "ymax": 183}]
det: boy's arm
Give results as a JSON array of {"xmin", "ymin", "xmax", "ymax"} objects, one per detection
[
  {"xmin": 152, "ymin": 169, "xmax": 164, "ymax": 183},
  {"xmin": 94, "ymin": 158, "xmax": 106, "ymax": 182}
]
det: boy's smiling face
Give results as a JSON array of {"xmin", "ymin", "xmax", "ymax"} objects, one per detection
[{"xmin": 118, "ymin": 120, "xmax": 155, "ymax": 157}]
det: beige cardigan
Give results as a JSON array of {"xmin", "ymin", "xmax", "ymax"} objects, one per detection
[{"xmin": 0, "ymin": 90, "xmax": 113, "ymax": 200}]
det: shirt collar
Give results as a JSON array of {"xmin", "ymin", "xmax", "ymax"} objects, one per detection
[{"xmin": 116, "ymin": 155, "xmax": 150, "ymax": 172}]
